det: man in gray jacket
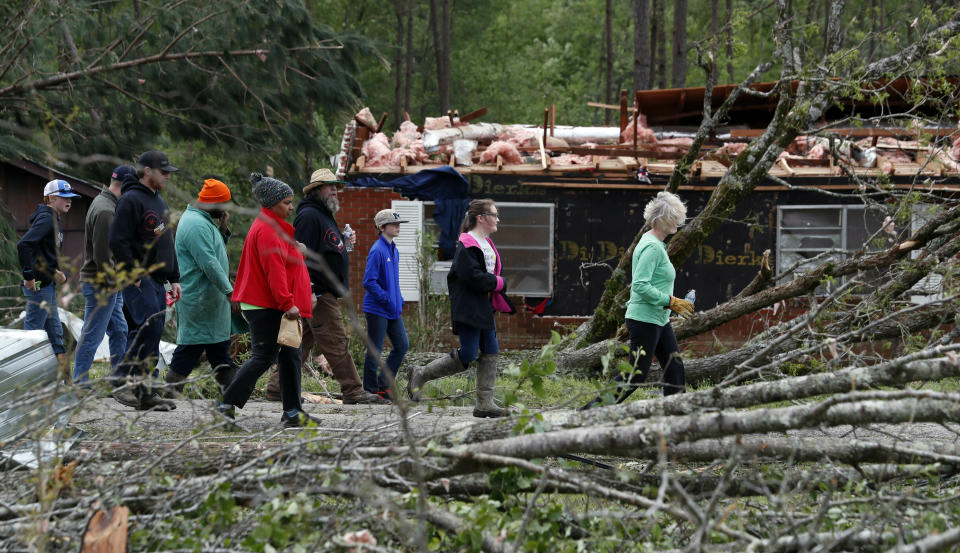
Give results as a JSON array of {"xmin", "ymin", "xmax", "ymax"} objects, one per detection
[{"xmin": 73, "ymin": 166, "xmax": 131, "ymax": 384}]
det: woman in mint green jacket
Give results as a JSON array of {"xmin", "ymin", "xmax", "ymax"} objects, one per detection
[{"xmin": 584, "ymin": 191, "xmax": 694, "ymax": 409}]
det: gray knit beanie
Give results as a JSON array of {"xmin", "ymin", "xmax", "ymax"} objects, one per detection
[{"xmin": 250, "ymin": 172, "xmax": 293, "ymax": 208}]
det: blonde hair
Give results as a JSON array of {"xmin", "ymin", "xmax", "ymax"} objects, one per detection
[{"xmin": 643, "ymin": 191, "xmax": 686, "ymax": 230}]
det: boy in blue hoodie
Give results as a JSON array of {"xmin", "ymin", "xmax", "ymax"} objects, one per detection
[
  {"xmin": 361, "ymin": 209, "xmax": 410, "ymax": 398},
  {"xmin": 17, "ymin": 180, "xmax": 80, "ymax": 363}
]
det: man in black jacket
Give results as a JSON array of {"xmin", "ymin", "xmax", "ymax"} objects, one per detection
[
  {"xmin": 263, "ymin": 168, "xmax": 387, "ymax": 405},
  {"xmin": 107, "ymin": 150, "xmax": 180, "ymax": 411},
  {"xmin": 17, "ymin": 179, "xmax": 79, "ymax": 368}
]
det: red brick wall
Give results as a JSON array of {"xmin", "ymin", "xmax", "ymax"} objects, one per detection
[
  {"xmin": 339, "ymin": 186, "xmax": 589, "ymax": 349},
  {"xmin": 338, "ymin": 186, "xmax": 407, "ymax": 303}
]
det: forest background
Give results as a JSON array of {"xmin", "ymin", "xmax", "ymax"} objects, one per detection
[{"xmin": 4, "ymin": 0, "xmax": 941, "ymax": 195}]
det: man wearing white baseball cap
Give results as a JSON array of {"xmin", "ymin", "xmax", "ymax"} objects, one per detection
[
  {"xmin": 17, "ymin": 179, "xmax": 81, "ymax": 368},
  {"xmin": 361, "ymin": 209, "xmax": 410, "ymax": 399}
]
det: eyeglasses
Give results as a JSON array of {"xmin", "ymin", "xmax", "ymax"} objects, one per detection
[{"xmin": 482, "ymin": 213, "xmax": 500, "ymax": 220}]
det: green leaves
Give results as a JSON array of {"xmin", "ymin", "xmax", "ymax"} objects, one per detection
[{"xmin": 1, "ymin": 0, "xmax": 380, "ymax": 187}]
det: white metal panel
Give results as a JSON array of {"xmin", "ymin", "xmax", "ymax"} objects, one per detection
[
  {"xmin": 0, "ymin": 329, "xmax": 58, "ymax": 442},
  {"xmin": 392, "ymin": 200, "xmax": 424, "ymax": 302}
]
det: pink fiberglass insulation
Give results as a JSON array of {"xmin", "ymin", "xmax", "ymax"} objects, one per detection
[
  {"xmin": 856, "ymin": 137, "xmax": 922, "ymax": 150},
  {"xmin": 385, "ymin": 148, "xmax": 422, "ymax": 166},
  {"xmin": 355, "ymin": 107, "xmax": 378, "ymax": 130},
  {"xmin": 620, "ymin": 114, "xmax": 657, "ymax": 145},
  {"xmin": 711, "ymin": 142, "xmax": 748, "ymax": 164},
  {"xmin": 479, "ymin": 141, "xmax": 523, "ymax": 165},
  {"xmin": 654, "ymin": 137, "xmax": 693, "ymax": 156},
  {"xmin": 581, "ymin": 142, "xmax": 609, "ymax": 161},
  {"xmin": 424, "ymin": 116, "xmax": 452, "ymax": 130},
  {"xmin": 552, "ymin": 153, "xmax": 594, "ymax": 165},
  {"xmin": 362, "ymin": 132, "xmax": 391, "ymax": 160},
  {"xmin": 497, "ymin": 128, "xmax": 538, "ymax": 148},
  {"xmin": 361, "ymin": 133, "xmax": 392, "ymax": 166},
  {"xmin": 392, "ymin": 121, "xmax": 422, "ymax": 148},
  {"xmin": 806, "ymin": 143, "xmax": 828, "ymax": 160}
]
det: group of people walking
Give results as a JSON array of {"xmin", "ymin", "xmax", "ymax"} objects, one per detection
[{"xmin": 17, "ymin": 148, "xmax": 696, "ymax": 426}]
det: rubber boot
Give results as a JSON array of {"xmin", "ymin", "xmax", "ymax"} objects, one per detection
[
  {"xmin": 473, "ymin": 354, "xmax": 507, "ymax": 418},
  {"xmin": 407, "ymin": 350, "xmax": 464, "ymax": 402}
]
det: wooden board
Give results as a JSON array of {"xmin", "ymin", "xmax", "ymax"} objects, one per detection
[{"xmin": 82, "ymin": 507, "xmax": 129, "ymax": 553}]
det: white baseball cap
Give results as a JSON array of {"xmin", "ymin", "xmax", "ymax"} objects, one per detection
[{"xmin": 43, "ymin": 179, "xmax": 81, "ymax": 198}]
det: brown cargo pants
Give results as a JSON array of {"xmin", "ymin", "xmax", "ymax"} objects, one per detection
[{"xmin": 267, "ymin": 294, "xmax": 364, "ymax": 399}]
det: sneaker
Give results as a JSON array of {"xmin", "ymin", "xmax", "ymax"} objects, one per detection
[
  {"xmin": 138, "ymin": 391, "xmax": 176, "ymax": 412},
  {"xmin": 281, "ymin": 410, "xmax": 321, "ymax": 428},
  {"xmin": 343, "ymin": 391, "xmax": 391, "ymax": 405},
  {"xmin": 376, "ymin": 389, "xmax": 394, "ymax": 402},
  {"xmin": 112, "ymin": 387, "xmax": 140, "ymax": 409}
]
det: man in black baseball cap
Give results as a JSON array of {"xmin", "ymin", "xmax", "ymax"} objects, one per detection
[
  {"xmin": 108, "ymin": 150, "xmax": 181, "ymax": 411},
  {"xmin": 137, "ymin": 150, "xmax": 179, "ymax": 174}
]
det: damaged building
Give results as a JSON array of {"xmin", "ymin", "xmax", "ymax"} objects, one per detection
[{"xmin": 335, "ymin": 78, "xmax": 960, "ymax": 349}]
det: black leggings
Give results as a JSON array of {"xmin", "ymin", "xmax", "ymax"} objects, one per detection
[
  {"xmin": 222, "ymin": 309, "xmax": 302, "ymax": 413},
  {"xmin": 612, "ymin": 318, "xmax": 686, "ymax": 402}
]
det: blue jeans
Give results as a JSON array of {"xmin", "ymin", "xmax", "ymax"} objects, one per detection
[
  {"xmin": 115, "ymin": 277, "xmax": 166, "ymax": 378},
  {"xmin": 362, "ymin": 313, "xmax": 409, "ymax": 393},
  {"xmin": 73, "ymin": 283, "xmax": 128, "ymax": 383},
  {"xmin": 23, "ymin": 283, "xmax": 65, "ymax": 355},
  {"xmin": 456, "ymin": 322, "xmax": 498, "ymax": 366}
]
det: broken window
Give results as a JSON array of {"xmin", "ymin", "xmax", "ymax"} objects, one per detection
[{"xmin": 776, "ymin": 204, "xmax": 889, "ymax": 291}]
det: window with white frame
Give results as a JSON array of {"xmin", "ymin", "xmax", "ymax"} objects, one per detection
[
  {"xmin": 392, "ymin": 200, "xmax": 555, "ymax": 297},
  {"xmin": 776, "ymin": 204, "xmax": 889, "ymax": 284}
]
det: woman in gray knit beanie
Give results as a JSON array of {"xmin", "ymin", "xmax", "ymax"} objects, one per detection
[{"xmin": 250, "ymin": 172, "xmax": 294, "ymax": 207}]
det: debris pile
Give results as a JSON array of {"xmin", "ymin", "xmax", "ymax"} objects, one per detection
[{"xmin": 347, "ymin": 107, "xmax": 960, "ymax": 176}]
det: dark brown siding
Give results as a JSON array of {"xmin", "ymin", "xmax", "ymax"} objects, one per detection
[{"xmin": 0, "ymin": 162, "xmax": 97, "ymax": 276}]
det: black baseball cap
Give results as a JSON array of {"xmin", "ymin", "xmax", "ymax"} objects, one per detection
[{"xmin": 137, "ymin": 150, "xmax": 179, "ymax": 172}]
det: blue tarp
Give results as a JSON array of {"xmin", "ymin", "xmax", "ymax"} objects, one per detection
[{"xmin": 351, "ymin": 166, "xmax": 470, "ymax": 258}]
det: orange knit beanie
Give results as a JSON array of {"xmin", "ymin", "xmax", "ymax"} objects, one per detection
[{"xmin": 198, "ymin": 179, "xmax": 231, "ymax": 204}]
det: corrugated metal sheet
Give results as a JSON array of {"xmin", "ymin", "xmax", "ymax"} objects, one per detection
[{"xmin": 0, "ymin": 329, "xmax": 59, "ymax": 442}]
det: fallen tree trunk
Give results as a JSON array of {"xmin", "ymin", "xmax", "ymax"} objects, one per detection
[
  {"xmin": 663, "ymin": 436, "xmax": 960, "ymax": 466},
  {"xmin": 437, "ymin": 393, "xmax": 960, "ymax": 476},
  {"xmin": 557, "ymin": 209, "xmax": 960, "ymax": 375},
  {"xmin": 430, "ymin": 352, "xmax": 960, "ymax": 449}
]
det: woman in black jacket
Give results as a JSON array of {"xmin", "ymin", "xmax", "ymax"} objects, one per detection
[{"xmin": 407, "ymin": 198, "xmax": 515, "ymax": 417}]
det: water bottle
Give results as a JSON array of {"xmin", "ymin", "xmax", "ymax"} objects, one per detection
[
  {"xmin": 342, "ymin": 224, "xmax": 354, "ymax": 252},
  {"xmin": 684, "ymin": 289, "xmax": 696, "ymax": 306}
]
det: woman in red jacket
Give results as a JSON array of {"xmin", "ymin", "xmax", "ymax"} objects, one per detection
[{"xmin": 218, "ymin": 173, "xmax": 315, "ymax": 428}]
